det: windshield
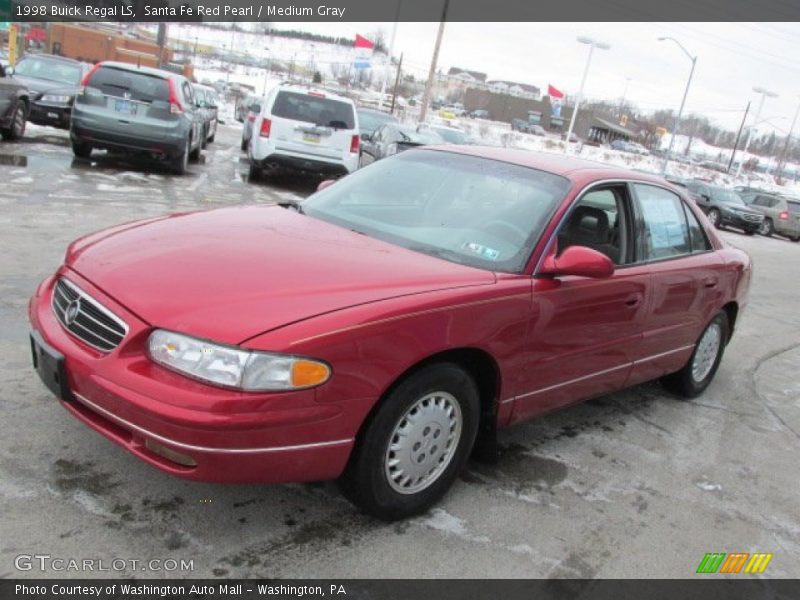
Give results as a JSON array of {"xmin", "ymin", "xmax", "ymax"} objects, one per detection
[
  {"xmin": 358, "ymin": 110, "xmax": 396, "ymax": 133},
  {"xmin": 710, "ymin": 188, "xmax": 746, "ymax": 205},
  {"xmin": 303, "ymin": 150, "xmax": 570, "ymax": 273},
  {"xmin": 272, "ymin": 91, "xmax": 355, "ymax": 129},
  {"xmin": 398, "ymin": 127, "xmax": 442, "ymax": 144},
  {"xmin": 15, "ymin": 57, "xmax": 81, "ymax": 86},
  {"xmin": 433, "ymin": 127, "xmax": 469, "ymax": 144}
]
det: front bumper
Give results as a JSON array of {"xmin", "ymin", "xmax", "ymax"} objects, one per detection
[
  {"xmin": 29, "ymin": 103, "xmax": 71, "ymax": 129},
  {"xmin": 720, "ymin": 211, "xmax": 762, "ymax": 232},
  {"xmin": 28, "ymin": 271, "xmax": 354, "ymax": 484}
]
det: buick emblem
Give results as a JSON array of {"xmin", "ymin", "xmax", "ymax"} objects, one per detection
[{"xmin": 64, "ymin": 299, "xmax": 81, "ymax": 325}]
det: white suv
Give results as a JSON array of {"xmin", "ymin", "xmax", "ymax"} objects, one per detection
[{"xmin": 248, "ymin": 84, "xmax": 360, "ymax": 179}]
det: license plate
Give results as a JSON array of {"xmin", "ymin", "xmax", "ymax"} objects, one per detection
[
  {"xmin": 30, "ymin": 331, "xmax": 72, "ymax": 401},
  {"xmin": 302, "ymin": 133, "xmax": 321, "ymax": 144},
  {"xmin": 47, "ymin": 112, "xmax": 59, "ymax": 119},
  {"xmin": 114, "ymin": 99, "xmax": 137, "ymax": 115}
]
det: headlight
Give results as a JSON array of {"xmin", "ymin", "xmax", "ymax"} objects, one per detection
[
  {"xmin": 40, "ymin": 94, "xmax": 71, "ymax": 103},
  {"xmin": 147, "ymin": 330, "xmax": 331, "ymax": 391}
]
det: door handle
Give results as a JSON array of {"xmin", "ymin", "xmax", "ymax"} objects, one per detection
[
  {"xmin": 624, "ymin": 294, "xmax": 642, "ymax": 307},
  {"xmin": 703, "ymin": 278, "xmax": 718, "ymax": 288}
]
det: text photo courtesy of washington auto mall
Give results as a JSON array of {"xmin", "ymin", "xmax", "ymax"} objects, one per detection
[{"xmin": 0, "ymin": 0, "xmax": 799, "ymax": 596}]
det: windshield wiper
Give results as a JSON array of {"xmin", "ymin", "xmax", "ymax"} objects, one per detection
[{"xmin": 277, "ymin": 199, "xmax": 305, "ymax": 214}]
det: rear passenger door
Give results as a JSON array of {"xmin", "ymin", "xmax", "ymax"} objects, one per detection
[{"xmin": 626, "ymin": 183, "xmax": 724, "ymax": 386}]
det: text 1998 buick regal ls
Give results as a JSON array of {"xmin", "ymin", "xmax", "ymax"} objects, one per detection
[{"xmin": 29, "ymin": 147, "xmax": 751, "ymax": 519}]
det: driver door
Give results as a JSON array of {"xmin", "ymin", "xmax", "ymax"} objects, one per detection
[{"xmin": 511, "ymin": 183, "xmax": 652, "ymax": 423}]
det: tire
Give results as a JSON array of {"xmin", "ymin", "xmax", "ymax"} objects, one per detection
[
  {"xmin": 707, "ymin": 208, "xmax": 721, "ymax": 228},
  {"xmin": 71, "ymin": 141, "xmax": 92, "ymax": 159},
  {"xmin": 247, "ymin": 161, "xmax": 262, "ymax": 183},
  {"xmin": 241, "ymin": 137, "xmax": 248, "ymax": 152},
  {"xmin": 201, "ymin": 127, "xmax": 208, "ymax": 149},
  {"xmin": 338, "ymin": 363, "xmax": 480, "ymax": 520},
  {"xmin": 759, "ymin": 218, "xmax": 774, "ymax": 237},
  {"xmin": 661, "ymin": 311, "xmax": 729, "ymax": 399},
  {"xmin": 1, "ymin": 103, "xmax": 26, "ymax": 141},
  {"xmin": 171, "ymin": 139, "xmax": 190, "ymax": 175},
  {"xmin": 791, "ymin": 236, "xmax": 800, "ymax": 243},
  {"xmin": 189, "ymin": 138, "xmax": 201, "ymax": 162}
]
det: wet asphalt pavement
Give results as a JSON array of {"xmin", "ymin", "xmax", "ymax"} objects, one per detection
[{"xmin": 0, "ymin": 122, "xmax": 798, "ymax": 579}]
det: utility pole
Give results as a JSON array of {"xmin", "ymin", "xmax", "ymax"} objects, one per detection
[
  {"xmin": 727, "ymin": 102, "xmax": 750, "ymax": 174},
  {"xmin": 390, "ymin": 52, "xmax": 404, "ymax": 114},
  {"xmin": 156, "ymin": 23, "xmax": 168, "ymax": 69},
  {"xmin": 419, "ymin": 0, "xmax": 450, "ymax": 124},
  {"xmin": 776, "ymin": 98, "xmax": 800, "ymax": 184},
  {"xmin": 736, "ymin": 86, "xmax": 778, "ymax": 177}
]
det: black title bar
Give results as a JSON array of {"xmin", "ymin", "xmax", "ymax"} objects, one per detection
[{"xmin": 5, "ymin": 0, "xmax": 800, "ymax": 22}]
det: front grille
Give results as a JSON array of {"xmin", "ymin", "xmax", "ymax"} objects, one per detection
[
  {"xmin": 742, "ymin": 213, "xmax": 762, "ymax": 222},
  {"xmin": 51, "ymin": 279, "xmax": 128, "ymax": 352}
]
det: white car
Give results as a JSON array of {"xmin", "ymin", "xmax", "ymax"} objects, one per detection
[{"xmin": 248, "ymin": 84, "xmax": 360, "ymax": 179}]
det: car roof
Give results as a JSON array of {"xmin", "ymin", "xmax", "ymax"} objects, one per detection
[
  {"xmin": 422, "ymin": 145, "xmax": 673, "ymax": 185},
  {"xmin": 19, "ymin": 53, "xmax": 82, "ymax": 65},
  {"xmin": 94, "ymin": 61, "xmax": 180, "ymax": 80}
]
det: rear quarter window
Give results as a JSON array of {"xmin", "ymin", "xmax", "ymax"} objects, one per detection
[
  {"xmin": 270, "ymin": 91, "xmax": 355, "ymax": 129},
  {"xmin": 787, "ymin": 201, "xmax": 800, "ymax": 214},
  {"xmin": 88, "ymin": 67, "xmax": 169, "ymax": 103}
]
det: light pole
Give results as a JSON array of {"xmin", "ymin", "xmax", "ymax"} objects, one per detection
[
  {"xmin": 658, "ymin": 36, "xmax": 697, "ymax": 175},
  {"xmin": 564, "ymin": 36, "xmax": 610, "ymax": 153},
  {"xmin": 736, "ymin": 86, "xmax": 778, "ymax": 177},
  {"xmin": 618, "ymin": 76, "xmax": 632, "ymax": 118},
  {"xmin": 777, "ymin": 98, "xmax": 800, "ymax": 183}
]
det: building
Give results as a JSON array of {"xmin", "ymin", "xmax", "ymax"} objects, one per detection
[{"xmin": 486, "ymin": 80, "xmax": 541, "ymax": 100}]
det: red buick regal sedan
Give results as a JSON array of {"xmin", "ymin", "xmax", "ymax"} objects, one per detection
[{"xmin": 29, "ymin": 147, "xmax": 751, "ymax": 519}]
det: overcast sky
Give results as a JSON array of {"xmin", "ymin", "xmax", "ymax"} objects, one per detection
[{"xmin": 284, "ymin": 21, "xmax": 800, "ymax": 135}]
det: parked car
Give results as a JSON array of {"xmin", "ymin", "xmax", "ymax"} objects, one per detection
[
  {"xmin": 239, "ymin": 95, "xmax": 265, "ymax": 151},
  {"xmin": 0, "ymin": 63, "xmax": 29, "ymax": 141},
  {"xmin": 30, "ymin": 148, "xmax": 751, "ymax": 520},
  {"xmin": 611, "ymin": 139, "xmax": 647, "ymax": 154},
  {"xmin": 359, "ymin": 124, "xmax": 442, "ymax": 167},
  {"xmin": 699, "ymin": 160, "xmax": 729, "ymax": 174},
  {"xmin": 683, "ymin": 181, "xmax": 763, "ymax": 234},
  {"xmin": 8, "ymin": 54, "xmax": 88, "ymax": 130},
  {"xmin": 420, "ymin": 124, "xmax": 474, "ymax": 145},
  {"xmin": 235, "ymin": 92, "xmax": 260, "ymax": 123},
  {"xmin": 510, "ymin": 118, "xmax": 531, "ymax": 133},
  {"xmin": 628, "ymin": 142, "xmax": 650, "ymax": 155},
  {"xmin": 469, "ymin": 109, "xmax": 489, "ymax": 119},
  {"xmin": 192, "ymin": 83, "xmax": 219, "ymax": 147},
  {"xmin": 356, "ymin": 107, "xmax": 398, "ymax": 139},
  {"xmin": 739, "ymin": 192, "xmax": 800, "ymax": 240},
  {"xmin": 248, "ymin": 84, "xmax": 360, "ymax": 180},
  {"xmin": 561, "ymin": 131, "xmax": 580, "ymax": 143},
  {"xmin": 71, "ymin": 61, "xmax": 204, "ymax": 175}
]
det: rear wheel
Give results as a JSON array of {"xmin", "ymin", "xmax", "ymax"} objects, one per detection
[
  {"xmin": 201, "ymin": 127, "xmax": 208, "ymax": 149},
  {"xmin": 662, "ymin": 311, "xmax": 729, "ymax": 398},
  {"xmin": 707, "ymin": 208, "xmax": 721, "ymax": 228},
  {"xmin": 338, "ymin": 363, "xmax": 480, "ymax": 520},
  {"xmin": 1, "ymin": 103, "xmax": 26, "ymax": 141},
  {"xmin": 759, "ymin": 218, "xmax": 774, "ymax": 237},
  {"xmin": 241, "ymin": 137, "xmax": 248, "ymax": 151},
  {"xmin": 71, "ymin": 141, "xmax": 92, "ymax": 159},
  {"xmin": 247, "ymin": 161, "xmax": 262, "ymax": 183},
  {"xmin": 171, "ymin": 139, "xmax": 190, "ymax": 175},
  {"xmin": 189, "ymin": 137, "xmax": 201, "ymax": 162}
]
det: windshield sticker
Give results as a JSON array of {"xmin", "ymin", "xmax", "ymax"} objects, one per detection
[{"xmin": 463, "ymin": 242, "xmax": 500, "ymax": 260}]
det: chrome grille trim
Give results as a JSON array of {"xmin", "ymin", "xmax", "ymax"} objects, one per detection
[{"xmin": 51, "ymin": 278, "xmax": 128, "ymax": 352}]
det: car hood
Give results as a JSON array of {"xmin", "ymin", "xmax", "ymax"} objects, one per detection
[
  {"xmin": 720, "ymin": 202, "xmax": 762, "ymax": 215},
  {"xmin": 13, "ymin": 75, "xmax": 77, "ymax": 97},
  {"xmin": 66, "ymin": 206, "xmax": 496, "ymax": 344}
]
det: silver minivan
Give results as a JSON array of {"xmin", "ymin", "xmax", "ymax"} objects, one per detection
[{"xmin": 71, "ymin": 61, "xmax": 204, "ymax": 174}]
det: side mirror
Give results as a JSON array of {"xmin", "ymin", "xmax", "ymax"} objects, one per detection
[
  {"xmin": 317, "ymin": 179, "xmax": 336, "ymax": 192},
  {"xmin": 539, "ymin": 245, "xmax": 614, "ymax": 279},
  {"xmin": 360, "ymin": 132, "xmax": 371, "ymax": 141}
]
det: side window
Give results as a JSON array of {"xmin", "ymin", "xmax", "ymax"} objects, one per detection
[
  {"xmin": 557, "ymin": 186, "xmax": 629, "ymax": 266},
  {"xmin": 768, "ymin": 197, "xmax": 781, "ymax": 208},
  {"xmin": 682, "ymin": 203, "xmax": 711, "ymax": 252},
  {"xmin": 633, "ymin": 184, "xmax": 692, "ymax": 260},
  {"xmin": 182, "ymin": 82, "xmax": 194, "ymax": 106},
  {"xmin": 372, "ymin": 126, "xmax": 384, "ymax": 143}
]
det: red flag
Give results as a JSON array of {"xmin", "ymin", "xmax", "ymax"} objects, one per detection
[
  {"xmin": 354, "ymin": 34, "xmax": 375, "ymax": 49},
  {"xmin": 548, "ymin": 85, "xmax": 564, "ymax": 99}
]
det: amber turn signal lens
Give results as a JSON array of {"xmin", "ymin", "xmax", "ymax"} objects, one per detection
[{"xmin": 291, "ymin": 360, "xmax": 331, "ymax": 388}]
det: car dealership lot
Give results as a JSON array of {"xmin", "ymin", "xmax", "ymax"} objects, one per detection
[{"xmin": 1, "ymin": 125, "xmax": 798, "ymax": 578}]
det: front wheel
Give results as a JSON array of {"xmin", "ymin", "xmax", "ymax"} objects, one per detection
[
  {"xmin": 72, "ymin": 140, "xmax": 92, "ymax": 159},
  {"xmin": 759, "ymin": 218, "xmax": 774, "ymax": 237},
  {"xmin": 1, "ymin": 103, "xmax": 26, "ymax": 141},
  {"xmin": 707, "ymin": 208, "xmax": 721, "ymax": 228},
  {"xmin": 661, "ymin": 311, "xmax": 729, "ymax": 398},
  {"xmin": 339, "ymin": 363, "xmax": 480, "ymax": 520}
]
